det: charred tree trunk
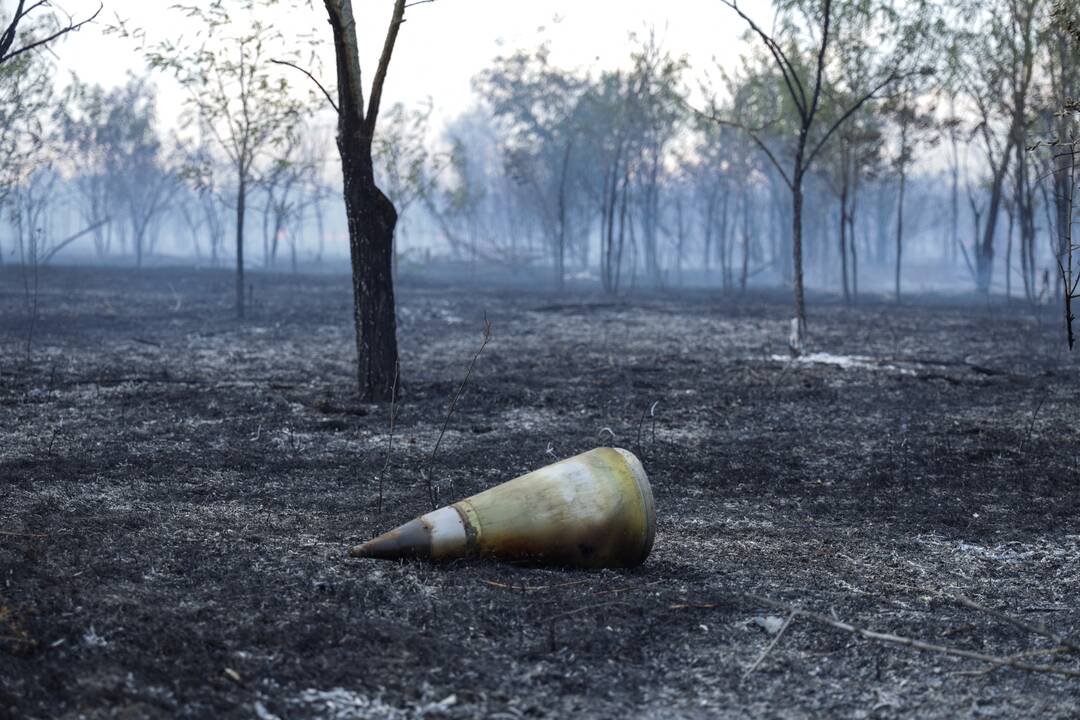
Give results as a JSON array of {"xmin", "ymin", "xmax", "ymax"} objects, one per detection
[
  {"xmin": 839, "ymin": 184, "xmax": 849, "ymax": 304},
  {"xmin": 342, "ymin": 152, "xmax": 399, "ymax": 400},
  {"xmin": 1005, "ymin": 201, "xmax": 1015, "ymax": 300},
  {"xmin": 614, "ymin": 169, "xmax": 629, "ymax": 293},
  {"xmin": 719, "ymin": 190, "xmax": 731, "ymax": 291},
  {"xmin": 236, "ymin": 171, "xmax": 247, "ymax": 319},
  {"xmin": 702, "ymin": 188, "xmax": 716, "ymax": 277},
  {"xmin": 977, "ymin": 154, "xmax": 1011, "ymax": 294},
  {"xmin": 895, "ymin": 162, "xmax": 906, "ymax": 303},
  {"xmin": 555, "ymin": 139, "xmax": 572, "ymax": 289},
  {"xmin": 849, "ymin": 167, "xmax": 859, "ymax": 302},
  {"xmin": 325, "ymin": 0, "xmax": 404, "ymax": 401},
  {"xmin": 600, "ymin": 158, "xmax": 613, "ymax": 292},
  {"xmin": 740, "ymin": 186, "xmax": 750, "ymax": 294},
  {"xmin": 792, "ymin": 147, "xmax": 807, "ymax": 341},
  {"xmin": 1055, "ymin": 153, "xmax": 1072, "ymax": 304}
]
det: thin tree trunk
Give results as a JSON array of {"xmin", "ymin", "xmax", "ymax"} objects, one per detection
[
  {"xmin": 1005, "ymin": 204, "xmax": 1014, "ymax": 300},
  {"xmin": 895, "ymin": 163, "xmax": 906, "ymax": 303},
  {"xmin": 555, "ymin": 139, "xmax": 572, "ymax": 289},
  {"xmin": 978, "ymin": 147, "xmax": 1013, "ymax": 294},
  {"xmin": 236, "ymin": 172, "xmax": 246, "ymax": 319},
  {"xmin": 719, "ymin": 190, "xmax": 731, "ymax": 291},
  {"xmin": 792, "ymin": 163, "xmax": 807, "ymax": 341},
  {"xmin": 839, "ymin": 147, "xmax": 850, "ymax": 304},
  {"xmin": 740, "ymin": 186, "xmax": 750, "ymax": 293}
]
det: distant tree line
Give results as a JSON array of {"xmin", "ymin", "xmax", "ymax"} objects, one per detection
[{"xmin": 2, "ymin": 0, "xmax": 1079, "ymax": 391}]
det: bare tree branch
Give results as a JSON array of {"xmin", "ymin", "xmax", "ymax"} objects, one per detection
[
  {"xmin": 324, "ymin": 0, "xmax": 366, "ymax": 125},
  {"xmin": 804, "ymin": 71, "xmax": 902, "ymax": 170},
  {"xmin": 270, "ymin": 58, "xmax": 339, "ymax": 114},
  {"xmin": 719, "ymin": 0, "xmax": 808, "ymax": 117},
  {"xmin": 365, "ymin": 0, "xmax": 408, "ymax": 136},
  {"xmin": 0, "ymin": 2, "xmax": 102, "ymax": 65},
  {"xmin": 806, "ymin": 0, "xmax": 833, "ymax": 123},
  {"xmin": 41, "ymin": 217, "xmax": 112, "ymax": 265},
  {"xmin": 692, "ymin": 104, "xmax": 793, "ymax": 189}
]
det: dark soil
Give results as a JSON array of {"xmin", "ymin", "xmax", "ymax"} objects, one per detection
[{"xmin": 2, "ymin": 265, "xmax": 1079, "ymax": 719}]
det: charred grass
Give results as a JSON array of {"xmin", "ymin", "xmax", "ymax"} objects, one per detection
[{"xmin": 1, "ymin": 266, "xmax": 1079, "ymax": 719}]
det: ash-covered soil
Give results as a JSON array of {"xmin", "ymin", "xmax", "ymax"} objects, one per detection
[{"xmin": 2, "ymin": 265, "xmax": 1079, "ymax": 719}]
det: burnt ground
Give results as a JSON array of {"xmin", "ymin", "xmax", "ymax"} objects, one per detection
[{"xmin": 1, "ymin": 264, "xmax": 1080, "ymax": 719}]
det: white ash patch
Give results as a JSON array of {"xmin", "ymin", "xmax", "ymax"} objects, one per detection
[
  {"xmin": 82, "ymin": 625, "xmax": 108, "ymax": 648},
  {"xmin": 769, "ymin": 352, "xmax": 917, "ymax": 375},
  {"xmin": 917, "ymin": 535, "xmax": 1080, "ymax": 565},
  {"xmin": 288, "ymin": 688, "xmax": 407, "ymax": 720},
  {"xmin": 285, "ymin": 687, "xmax": 459, "ymax": 719}
]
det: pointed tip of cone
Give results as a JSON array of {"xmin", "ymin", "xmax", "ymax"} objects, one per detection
[{"xmin": 349, "ymin": 518, "xmax": 433, "ymax": 561}]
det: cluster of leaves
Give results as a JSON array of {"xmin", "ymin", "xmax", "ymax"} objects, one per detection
[{"xmin": 0, "ymin": 11, "xmax": 54, "ymax": 210}]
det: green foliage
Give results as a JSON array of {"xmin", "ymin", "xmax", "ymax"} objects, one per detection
[
  {"xmin": 122, "ymin": 1, "xmax": 315, "ymax": 191},
  {"xmin": 0, "ymin": 13, "xmax": 53, "ymax": 209},
  {"xmin": 374, "ymin": 100, "xmax": 442, "ymax": 217}
]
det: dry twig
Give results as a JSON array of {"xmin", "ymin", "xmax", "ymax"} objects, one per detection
[
  {"xmin": 952, "ymin": 594, "xmax": 1080, "ymax": 655},
  {"xmin": 481, "ymin": 579, "xmax": 590, "ymax": 592},
  {"xmin": 378, "ymin": 361, "xmax": 400, "ymax": 516},
  {"xmin": 1018, "ymin": 392, "xmax": 1048, "ymax": 453},
  {"xmin": 953, "ymin": 646, "xmax": 1072, "ymax": 677},
  {"xmin": 596, "ymin": 579, "xmax": 666, "ymax": 595},
  {"xmin": 540, "ymin": 600, "xmax": 632, "ymax": 624},
  {"xmin": 424, "ymin": 316, "xmax": 492, "ymax": 509},
  {"xmin": 746, "ymin": 594, "xmax": 1080, "ymax": 679}
]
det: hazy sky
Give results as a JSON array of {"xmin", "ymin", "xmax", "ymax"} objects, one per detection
[{"xmin": 49, "ymin": 0, "xmax": 771, "ymax": 132}]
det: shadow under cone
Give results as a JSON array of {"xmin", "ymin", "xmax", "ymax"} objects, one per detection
[{"xmin": 350, "ymin": 447, "xmax": 656, "ymax": 568}]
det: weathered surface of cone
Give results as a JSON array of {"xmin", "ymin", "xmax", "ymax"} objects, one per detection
[{"xmin": 350, "ymin": 447, "xmax": 655, "ymax": 568}]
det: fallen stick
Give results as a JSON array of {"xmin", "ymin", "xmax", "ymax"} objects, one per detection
[
  {"xmin": 481, "ymin": 579, "xmax": 590, "ymax": 592},
  {"xmin": 424, "ymin": 317, "xmax": 492, "ymax": 509},
  {"xmin": 953, "ymin": 646, "xmax": 1071, "ymax": 677},
  {"xmin": 378, "ymin": 361, "xmax": 399, "ymax": 517},
  {"xmin": 746, "ymin": 594, "xmax": 1080, "ymax": 679},
  {"xmin": 835, "ymin": 558, "xmax": 1080, "ymax": 655},
  {"xmin": 540, "ymin": 600, "xmax": 631, "ymax": 624},
  {"xmin": 596, "ymin": 579, "xmax": 666, "ymax": 595},
  {"xmin": 952, "ymin": 594, "xmax": 1080, "ymax": 655}
]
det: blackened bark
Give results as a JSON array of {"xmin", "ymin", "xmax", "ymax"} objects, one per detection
[
  {"xmin": 740, "ymin": 187, "xmax": 750, "ymax": 294},
  {"xmin": 342, "ymin": 152, "xmax": 399, "ymax": 400},
  {"xmin": 555, "ymin": 140, "xmax": 572, "ymax": 289},
  {"xmin": 325, "ymin": 0, "xmax": 403, "ymax": 401},
  {"xmin": 849, "ymin": 169, "xmax": 859, "ymax": 302},
  {"xmin": 236, "ymin": 173, "xmax": 246, "ymax": 319},
  {"xmin": 895, "ymin": 163, "xmax": 906, "ymax": 303},
  {"xmin": 977, "ymin": 154, "xmax": 1011, "ymax": 294},
  {"xmin": 839, "ymin": 175, "xmax": 849, "ymax": 305},
  {"xmin": 719, "ymin": 191, "xmax": 732, "ymax": 291},
  {"xmin": 1005, "ymin": 202, "xmax": 1014, "ymax": 299},
  {"xmin": 792, "ymin": 136, "xmax": 807, "ymax": 338}
]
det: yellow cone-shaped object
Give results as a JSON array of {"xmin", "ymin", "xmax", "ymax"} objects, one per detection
[{"xmin": 350, "ymin": 447, "xmax": 655, "ymax": 568}]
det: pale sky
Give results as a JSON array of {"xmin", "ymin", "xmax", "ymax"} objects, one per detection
[{"xmin": 46, "ymin": 0, "xmax": 771, "ymax": 133}]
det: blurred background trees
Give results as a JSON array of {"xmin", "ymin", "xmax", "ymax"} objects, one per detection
[{"xmin": 2, "ymin": 0, "xmax": 1080, "ymax": 348}]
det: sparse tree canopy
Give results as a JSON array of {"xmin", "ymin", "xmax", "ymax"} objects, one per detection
[
  {"xmin": 0, "ymin": 0, "xmax": 101, "ymax": 66},
  {"xmin": 141, "ymin": 1, "xmax": 310, "ymax": 317}
]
